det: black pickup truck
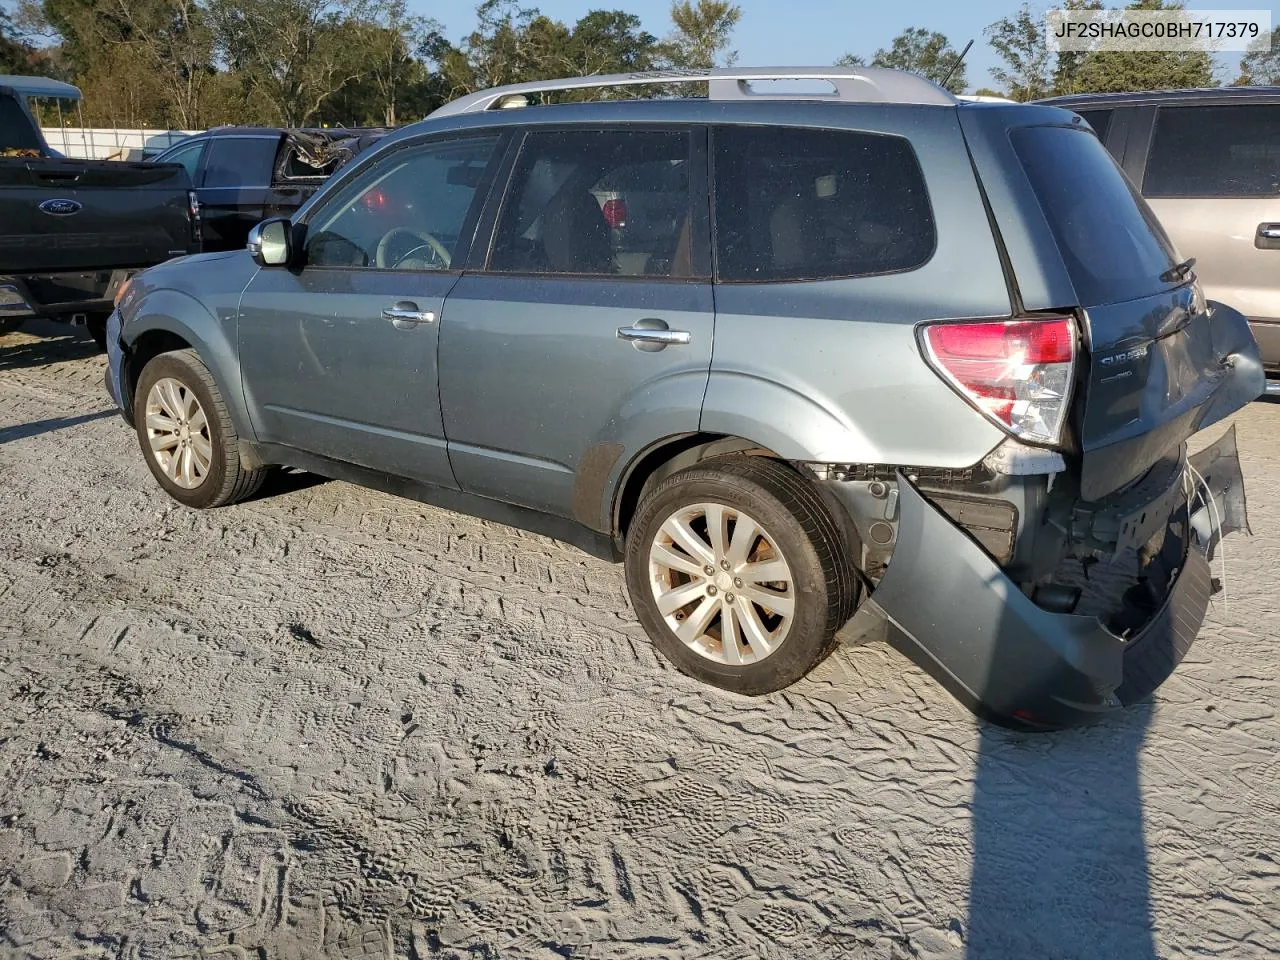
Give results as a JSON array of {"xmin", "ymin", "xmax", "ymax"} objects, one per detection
[
  {"xmin": 1, "ymin": 76, "xmax": 200, "ymax": 348},
  {"xmin": 151, "ymin": 126, "xmax": 386, "ymax": 251}
]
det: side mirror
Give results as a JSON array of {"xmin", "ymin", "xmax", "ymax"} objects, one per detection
[{"xmin": 248, "ymin": 218, "xmax": 293, "ymax": 267}]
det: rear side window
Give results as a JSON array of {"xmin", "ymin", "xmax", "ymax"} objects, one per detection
[
  {"xmin": 1145, "ymin": 104, "xmax": 1280, "ymax": 198},
  {"xmin": 1012, "ymin": 125, "xmax": 1178, "ymax": 306},
  {"xmin": 489, "ymin": 128, "xmax": 700, "ymax": 279},
  {"xmin": 202, "ymin": 136, "xmax": 280, "ymax": 188},
  {"xmin": 158, "ymin": 139, "xmax": 205, "ymax": 179},
  {"xmin": 1075, "ymin": 109, "xmax": 1114, "ymax": 146},
  {"xmin": 712, "ymin": 126, "xmax": 934, "ymax": 282},
  {"xmin": 0, "ymin": 95, "xmax": 43, "ymax": 153}
]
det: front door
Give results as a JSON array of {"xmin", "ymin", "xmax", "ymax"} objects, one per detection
[
  {"xmin": 439, "ymin": 126, "xmax": 714, "ymax": 522},
  {"xmin": 237, "ymin": 132, "xmax": 505, "ymax": 488}
]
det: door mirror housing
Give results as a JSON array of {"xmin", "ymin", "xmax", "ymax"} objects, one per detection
[{"xmin": 248, "ymin": 218, "xmax": 293, "ymax": 267}]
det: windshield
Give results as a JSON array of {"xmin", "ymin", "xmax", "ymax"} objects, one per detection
[
  {"xmin": 0, "ymin": 93, "xmax": 45, "ymax": 154},
  {"xmin": 1012, "ymin": 124, "xmax": 1180, "ymax": 306}
]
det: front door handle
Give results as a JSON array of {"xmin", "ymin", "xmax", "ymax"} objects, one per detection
[
  {"xmin": 1257, "ymin": 223, "xmax": 1280, "ymax": 249},
  {"xmin": 617, "ymin": 319, "xmax": 691, "ymax": 351},
  {"xmin": 382, "ymin": 301, "xmax": 436, "ymax": 329}
]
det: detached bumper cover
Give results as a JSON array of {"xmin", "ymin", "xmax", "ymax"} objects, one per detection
[{"xmin": 864, "ymin": 427, "xmax": 1246, "ymax": 728}]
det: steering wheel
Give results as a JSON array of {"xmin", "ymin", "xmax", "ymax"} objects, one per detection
[{"xmin": 374, "ymin": 226, "xmax": 452, "ymax": 269}]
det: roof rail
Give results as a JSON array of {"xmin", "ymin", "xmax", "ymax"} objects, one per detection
[{"xmin": 429, "ymin": 66, "xmax": 955, "ymax": 118}]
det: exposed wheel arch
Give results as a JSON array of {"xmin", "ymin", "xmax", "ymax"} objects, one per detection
[
  {"xmin": 613, "ymin": 435, "xmax": 864, "ymax": 579},
  {"xmin": 613, "ymin": 434, "xmax": 792, "ymax": 540},
  {"xmin": 118, "ymin": 330, "xmax": 193, "ymax": 427}
]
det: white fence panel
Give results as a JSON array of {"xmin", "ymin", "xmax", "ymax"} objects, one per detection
[{"xmin": 39, "ymin": 128, "xmax": 202, "ymax": 160}]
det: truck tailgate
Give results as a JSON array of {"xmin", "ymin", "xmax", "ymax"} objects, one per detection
[{"xmin": 0, "ymin": 158, "xmax": 193, "ymax": 274}]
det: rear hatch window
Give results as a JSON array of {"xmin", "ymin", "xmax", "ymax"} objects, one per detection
[
  {"xmin": 1010, "ymin": 123, "xmax": 1256, "ymax": 499},
  {"xmin": 1011, "ymin": 124, "xmax": 1180, "ymax": 307}
]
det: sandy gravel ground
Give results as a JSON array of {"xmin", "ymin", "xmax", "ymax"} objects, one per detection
[{"xmin": 1, "ymin": 319, "xmax": 1278, "ymax": 960}]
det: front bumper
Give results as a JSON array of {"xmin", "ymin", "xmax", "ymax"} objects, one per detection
[
  {"xmin": 104, "ymin": 309, "xmax": 131, "ymax": 424},
  {"xmin": 856, "ymin": 427, "xmax": 1248, "ymax": 729}
]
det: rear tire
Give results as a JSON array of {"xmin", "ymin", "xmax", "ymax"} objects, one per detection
[
  {"xmin": 625, "ymin": 456, "xmax": 857, "ymax": 695},
  {"xmin": 0, "ymin": 317, "xmax": 22, "ymax": 336},
  {"xmin": 132, "ymin": 349, "xmax": 264, "ymax": 509}
]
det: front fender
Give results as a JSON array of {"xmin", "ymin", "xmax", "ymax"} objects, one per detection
[{"xmin": 123, "ymin": 288, "xmax": 255, "ymax": 443}]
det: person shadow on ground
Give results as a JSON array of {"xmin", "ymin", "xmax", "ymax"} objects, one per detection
[{"xmin": 966, "ymin": 702, "xmax": 1156, "ymax": 959}]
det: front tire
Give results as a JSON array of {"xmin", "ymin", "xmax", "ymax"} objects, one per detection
[
  {"xmin": 132, "ymin": 349, "xmax": 264, "ymax": 508},
  {"xmin": 625, "ymin": 456, "xmax": 858, "ymax": 696}
]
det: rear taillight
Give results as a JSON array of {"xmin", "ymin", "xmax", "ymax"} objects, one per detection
[
  {"xmin": 188, "ymin": 190, "xmax": 202, "ymax": 246},
  {"xmin": 921, "ymin": 316, "xmax": 1076, "ymax": 446}
]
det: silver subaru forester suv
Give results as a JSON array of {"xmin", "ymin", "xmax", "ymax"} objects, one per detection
[{"xmin": 104, "ymin": 68, "xmax": 1264, "ymax": 729}]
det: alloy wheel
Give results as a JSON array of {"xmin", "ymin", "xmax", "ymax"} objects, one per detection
[
  {"xmin": 648, "ymin": 502, "xmax": 795, "ymax": 665},
  {"xmin": 144, "ymin": 377, "xmax": 212, "ymax": 489}
]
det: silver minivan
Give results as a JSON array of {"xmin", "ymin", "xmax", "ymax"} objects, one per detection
[{"xmin": 1040, "ymin": 88, "xmax": 1280, "ymax": 379}]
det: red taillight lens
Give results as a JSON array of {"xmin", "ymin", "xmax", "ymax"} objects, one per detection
[
  {"xmin": 922, "ymin": 317, "xmax": 1076, "ymax": 445},
  {"xmin": 601, "ymin": 197, "xmax": 627, "ymax": 229}
]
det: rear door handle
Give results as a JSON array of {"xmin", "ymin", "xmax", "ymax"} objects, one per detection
[
  {"xmin": 382, "ymin": 301, "xmax": 435, "ymax": 329},
  {"xmin": 1257, "ymin": 223, "xmax": 1280, "ymax": 249}
]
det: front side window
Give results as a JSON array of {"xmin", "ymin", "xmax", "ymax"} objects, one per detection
[
  {"xmin": 489, "ymin": 128, "xmax": 700, "ymax": 278},
  {"xmin": 713, "ymin": 125, "xmax": 936, "ymax": 282},
  {"xmin": 305, "ymin": 135, "xmax": 501, "ymax": 271},
  {"xmin": 1145, "ymin": 104, "xmax": 1280, "ymax": 198}
]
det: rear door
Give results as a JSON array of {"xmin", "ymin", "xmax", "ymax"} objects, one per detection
[
  {"xmin": 198, "ymin": 134, "xmax": 281, "ymax": 250},
  {"xmin": 438, "ymin": 126, "xmax": 714, "ymax": 523},
  {"xmin": 1137, "ymin": 102, "xmax": 1280, "ymax": 363}
]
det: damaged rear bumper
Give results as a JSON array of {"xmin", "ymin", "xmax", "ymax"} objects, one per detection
[{"xmin": 857, "ymin": 427, "xmax": 1248, "ymax": 729}]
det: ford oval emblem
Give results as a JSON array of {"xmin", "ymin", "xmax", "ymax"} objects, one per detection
[{"xmin": 39, "ymin": 198, "xmax": 82, "ymax": 216}]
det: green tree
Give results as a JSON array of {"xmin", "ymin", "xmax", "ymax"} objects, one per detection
[
  {"xmin": 1, "ymin": 2, "xmax": 39, "ymax": 73},
  {"xmin": 835, "ymin": 52, "xmax": 865, "ymax": 67},
  {"xmin": 664, "ymin": 0, "xmax": 740, "ymax": 69},
  {"xmin": 208, "ymin": 0, "xmax": 363, "ymax": 125},
  {"xmin": 1071, "ymin": 0, "xmax": 1215, "ymax": 93},
  {"xmin": 871, "ymin": 27, "xmax": 967, "ymax": 93},
  {"xmin": 1050, "ymin": 0, "xmax": 1103, "ymax": 95},
  {"xmin": 24, "ymin": 0, "xmax": 215, "ymax": 126},
  {"xmin": 1236, "ymin": 26, "xmax": 1280, "ymax": 85},
  {"xmin": 440, "ymin": 0, "xmax": 539, "ymax": 94},
  {"xmin": 568, "ymin": 10, "xmax": 657, "ymax": 76},
  {"xmin": 346, "ymin": 0, "xmax": 437, "ymax": 126},
  {"xmin": 986, "ymin": 3, "xmax": 1051, "ymax": 101}
]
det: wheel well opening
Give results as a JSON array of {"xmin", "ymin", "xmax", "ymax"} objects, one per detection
[
  {"xmin": 124, "ymin": 330, "xmax": 191, "ymax": 404},
  {"xmin": 614, "ymin": 434, "xmax": 783, "ymax": 539}
]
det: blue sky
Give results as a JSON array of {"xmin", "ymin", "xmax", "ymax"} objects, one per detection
[{"xmin": 413, "ymin": 0, "xmax": 1274, "ymax": 91}]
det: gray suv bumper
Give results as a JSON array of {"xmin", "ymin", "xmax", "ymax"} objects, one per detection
[{"xmin": 856, "ymin": 429, "xmax": 1246, "ymax": 729}]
